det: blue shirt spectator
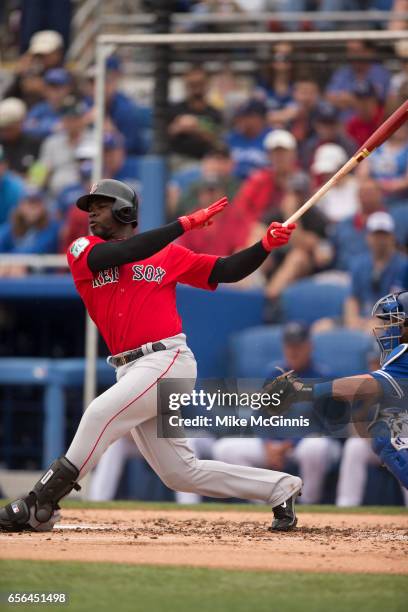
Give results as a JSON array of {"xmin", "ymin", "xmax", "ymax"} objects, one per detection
[
  {"xmin": 330, "ymin": 215, "xmax": 369, "ymax": 271},
  {"xmin": 108, "ymin": 92, "xmax": 151, "ymax": 156},
  {"xmin": 330, "ymin": 177, "xmax": 387, "ymax": 270},
  {"xmin": 349, "ymin": 213, "xmax": 407, "ymax": 317},
  {"xmin": 326, "ymin": 40, "xmax": 390, "ymax": 111},
  {"xmin": 350, "ymin": 251, "xmax": 407, "ymax": 317},
  {"xmin": 225, "ymin": 100, "xmax": 270, "ymax": 179},
  {"xmin": 24, "ymin": 68, "xmax": 73, "ymax": 140},
  {"xmin": 0, "ymin": 145, "xmax": 25, "ymax": 224},
  {"xmin": 83, "ymin": 57, "xmax": 151, "ymax": 155},
  {"xmin": 360, "ymin": 124, "xmax": 408, "ymax": 206},
  {"xmin": 0, "ymin": 185, "xmax": 60, "ymax": 254}
]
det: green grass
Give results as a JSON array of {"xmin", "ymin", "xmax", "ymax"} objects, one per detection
[
  {"xmin": 0, "ymin": 561, "xmax": 406, "ymax": 612},
  {"xmin": 54, "ymin": 499, "xmax": 407, "ymax": 515}
]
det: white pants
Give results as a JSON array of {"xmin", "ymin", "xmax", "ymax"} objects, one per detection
[
  {"xmin": 88, "ymin": 433, "xmax": 215, "ymax": 504},
  {"xmin": 66, "ymin": 334, "xmax": 301, "ymax": 506},
  {"xmin": 213, "ymin": 436, "xmax": 341, "ymax": 504},
  {"xmin": 336, "ymin": 437, "xmax": 408, "ymax": 506}
]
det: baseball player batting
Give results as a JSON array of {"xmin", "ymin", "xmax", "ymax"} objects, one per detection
[{"xmin": 0, "ymin": 179, "xmax": 301, "ymax": 533}]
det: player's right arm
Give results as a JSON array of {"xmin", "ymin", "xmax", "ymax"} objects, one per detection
[{"xmin": 87, "ymin": 197, "xmax": 228, "ymax": 272}]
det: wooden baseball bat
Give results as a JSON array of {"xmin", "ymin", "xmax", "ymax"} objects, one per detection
[{"xmin": 283, "ymin": 99, "xmax": 408, "ymax": 226}]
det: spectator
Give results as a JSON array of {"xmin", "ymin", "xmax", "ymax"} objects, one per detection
[
  {"xmin": 330, "ymin": 177, "xmax": 385, "ymax": 271},
  {"xmin": 389, "ymin": 41, "xmax": 408, "ymax": 103},
  {"xmin": 55, "ymin": 140, "xmax": 94, "ymax": 219},
  {"xmin": 0, "ymin": 145, "xmax": 25, "ymax": 225},
  {"xmin": 0, "ymin": 185, "xmax": 60, "ymax": 276},
  {"xmin": 24, "ymin": 68, "xmax": 73, "ymax": 140},
  {"xmin": 172, "ymin": 144, "xmax": 241, "ymax": 219},
  {"xmin": 255, "ymin": 43, "xmax": 295, "ymax": 117},
  {"xmin": 36, "ymin": 95, "xmax": 90, "ymax": 196},
  {"xmin": 3, "ymin": 30, "xmax": 64, "ymax": 104},
  {"xmin": 82, "ymin": 57, "xmax": 151, "ymax": 155},
  {"xmin": 103, "ymin": 132, "xmax": 139, "ymax": 189},
  {"xmin": 346, "ymin": 82, "xmax": 384, "ymax": 148},
  {"xmin": 326, "ymin": 40, "xmax": 390, "ymax": 112},
  {"xmin": 288, "ymin": 76, "xmax": 321, "ymax": 160},
  {"xmin": 358, "ymin": 123, "xmax": 408, "ymax": 206},
  {"xmin": 225, "ymin": 99, "xmax": 271, "ymax": 179},
  {"xmin": 213, "ymin": 323, "xmax": 341, "ymax": 505},
  {"xmin": 26, "ymin": 29, "xmax": 65, "ymax": 70},
  {"xmin": 0, "ymin": 98, "xmax": 40, "ymax": 177},
  {"xmin": 168, "ymin": 67, "xmax": 222, "ymax": 164},
  {"xmin": 263, "ymin": 172, "xmax": 331, "ymax": 300},
  {"xmin": 301, "ymin": 101, "xmax": 356, "ymax": 169},
  {"xmin": 312, "ymin": 143, "xmax": 359, "ymax": 222},
  {"xmin": 225, "ymin": 129, "xmax": 299, "ymax": 254},
  {"xmin": 344, "ymin": 211, "xmax": 407, "ymax": 331}
]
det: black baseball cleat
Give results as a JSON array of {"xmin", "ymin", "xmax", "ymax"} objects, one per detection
[
  {"xmin": 0, "ymin": 495, "xmax": 61, "ymax": 533},
  {"xmin": 270, "ymin": 489, "xmax": 301, "ymax": 532}
]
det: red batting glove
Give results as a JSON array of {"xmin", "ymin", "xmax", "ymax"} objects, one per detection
[
  {"xmin": 262, "ymin": 221, "xmax": 297, "ymax": 252},
  {"xmin": 178, "ymin": 197, "xmax": 228, "ymax": 231}
]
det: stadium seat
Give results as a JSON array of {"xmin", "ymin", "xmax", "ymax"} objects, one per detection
[
  {"xmin": 228, "ymin": 325, "xmax": 283, "ymax": 378},
  {"xmin": 281, "ymin": 278, "xmax": 350, "ymax": 325},
  {"xmin": 312, "ymin": 329, "xmax": 373, "ymax": 377}
]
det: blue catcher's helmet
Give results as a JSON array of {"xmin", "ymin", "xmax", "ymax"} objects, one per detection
[{"xmin": 372, "ymin": 291, "xmax": 408, "ymax": 365}]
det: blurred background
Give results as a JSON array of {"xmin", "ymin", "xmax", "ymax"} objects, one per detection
[{"xmin": 0, "ymin": 0, "xmax": 407, "ymax": 507}]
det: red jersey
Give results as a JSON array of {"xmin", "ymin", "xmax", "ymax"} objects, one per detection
[{"xmin": 67, "ymin": 236, "xmax": 219, "ymax": 354}]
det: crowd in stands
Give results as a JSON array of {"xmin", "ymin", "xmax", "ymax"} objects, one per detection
[{"xmin": 1, "ymin": 24, "xmax": 408, "ymax": 329}]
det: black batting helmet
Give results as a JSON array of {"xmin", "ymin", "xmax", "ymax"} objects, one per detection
[{"xmin": 76, "ymin": 179, "xmax": 138, "ymax": 225}]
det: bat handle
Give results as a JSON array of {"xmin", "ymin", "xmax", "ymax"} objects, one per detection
[{"xmin": 283, "ymin": 157, "xmax": 359, "ymax": 226}]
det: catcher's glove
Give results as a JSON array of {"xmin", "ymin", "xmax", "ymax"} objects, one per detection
[{"xmin": 262, "ymin": 368, "xmax": 312, "ymax": 415}]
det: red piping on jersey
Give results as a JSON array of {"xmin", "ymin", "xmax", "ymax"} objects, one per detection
[{"xmin": 79, "ymin": 349, "xmax": 181, "ymax": 473}]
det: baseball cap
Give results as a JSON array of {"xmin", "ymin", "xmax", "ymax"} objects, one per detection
[
  {"xmin": 315, "ymin": 101, "xmax": 338, "ymax": 124},
  {"xmin": 312, "ymin": 143, "xmax": 347, "ymax": 174},
  {"xmin": 29, "ymin": 30, "xmax": 63, "ymax": 55},
  {"xmin": 0, "ymin": 97, "xmax": 27, "ymax": 127},
  {"xmin": 106, "ymin": 56, "xmax": 122, "ymax": 72},
  {"xmin": 264, "ymin": 129, "xmax": 297, "ymax": 151},
  {"xmin": 75, "ymin": 139, "xmax": 97, "ymax": 160},
  {"xmin": 60, "ymin": 95, "xmax": 87, "ymax": 117},
  {"xmin": 234, "ymin": 99, "xmax": 267, "ymax": 118},
  {"xmin": 283, "ymin": 322, "xmax": 310, "ymax": 344},
  {"xmin": 353, "ymin": 81, "xmax": 377, "ymax": 98},
  {"xmin": 366, "ymin": 211, "xmax": 395, "ymax": 234},
  {"xmin": 44, "ymin": 68, "xmax": 71, "ymax": 87}
]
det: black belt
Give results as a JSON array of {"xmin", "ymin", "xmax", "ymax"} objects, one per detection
[{"xmin": 109, "ymin": 342, "xmax": 166, "ymax": 368}]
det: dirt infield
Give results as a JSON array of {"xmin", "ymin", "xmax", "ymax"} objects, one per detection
[{"xmin": 1, "ymin": 509, "xmax": 407, "ymax": 574}]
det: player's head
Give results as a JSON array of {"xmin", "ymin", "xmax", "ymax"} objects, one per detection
[
  {"xmin": 282, "ymin": 322, "xmax": 312, "ymax": 372},
  {"xmin": 75, "ymin": 178, "xmax": 138, "ymax": 239},
  {"xmin": 372, "ymin": 291, "xmax": 408, "ymax": 364}
]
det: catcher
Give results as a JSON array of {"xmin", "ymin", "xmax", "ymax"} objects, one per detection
[{"xmin": 264, "ymin": 291, "xmax": 408, "ymax": 492}]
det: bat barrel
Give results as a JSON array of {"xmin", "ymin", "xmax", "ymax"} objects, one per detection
[{"xmin": 357, "ymin": 99, "xmax": 408, "ymax": 156}]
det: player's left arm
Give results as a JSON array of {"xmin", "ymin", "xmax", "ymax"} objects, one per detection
[{"xmin": 209, "ymin": 222, "xmax": 296, "ymax": 284}]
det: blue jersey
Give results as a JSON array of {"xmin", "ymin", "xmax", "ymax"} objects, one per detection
[
  {"xmin": 370, "ymin": 344, "xmax": 408, "ymax": 488},
  {"xmin": 371, "ymin": 343, "xmax": 408, "ymax": 406}
]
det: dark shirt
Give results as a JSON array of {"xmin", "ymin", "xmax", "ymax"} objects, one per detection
[
  {"xmin": 168, "ymin": 101, "xmax": 222, "ymax": 158},
  {"xmin": 1, "ymin": 134, "xmax": 41, "ymax": 175}
]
